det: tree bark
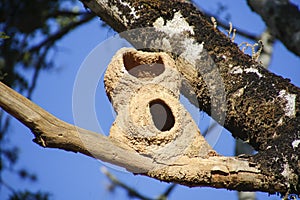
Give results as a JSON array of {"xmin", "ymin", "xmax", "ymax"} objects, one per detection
[
  {"xmin": 80, "ymin": 0, "xmax": 300, "ymax": 195},
  {"xmin": 247, "ymin": 0, "xmax": 300, "ymax": 57},
  {"xmin": 0, "ymin": 80, "xmax": 288, "ymax": 193},
  {"xmin": 0, "ymin": 0, "xmax": 299, "ymax": 196}
]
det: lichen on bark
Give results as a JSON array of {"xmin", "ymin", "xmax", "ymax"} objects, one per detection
[{"xmin": 80, "ymin": 0, "xmax": 300, "ymax": 194}]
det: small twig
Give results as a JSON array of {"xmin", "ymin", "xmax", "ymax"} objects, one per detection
[
  {"xmin": 239, "ymin": 40, "xmax": 263, "ymax": 61},
  {"xmin": 27, "ymin": 45, "xmax": 51, "ymax": 99},
  {"xmin": 46, "ymin": 10, "xmax": 90, "ymax": 18},
  {"xmin": 227, "ymin": 22, "xmax": 232, "ymax": 37},
  {"xmin": 0, "ymin": 110, "xmax": 10, "ymax": 135},
  {"xmin": 29, "ymin": 13, "xmax": 95, "ymax": 53},
  {"xmin": 204, "ymin": 12, "xmax": 258, "ymax": 41},
  {"xmin": 231, "ymin": 28, "xmax": 236, "ymax": 42},
  {"xmin": 157, "ymin": 184, "xmax": 177, "ymax": 200},
  {"xmin": 202, "ymin": 121, "xmax": 218, "ymax": 137},
  {"xmin": 101, "ymin": 167, "xmax": 177, "ymax": 200},
  {"xmin": 226, "ymin": 22, "xmax": 236, "ymax": 42},
  {"xmin": 253, "ymin": 40, "xmax": 264, "ymax": 61},
  {"xmin": 0, "ymin": 178, "xmax": 17, "ymax": 194},
  {"xmin": 101, "ymin": 167, "xmax": 153, "ymax": 200}
]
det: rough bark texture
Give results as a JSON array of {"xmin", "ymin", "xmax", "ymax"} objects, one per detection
[
  {"xmin": 235, "ymin": 28, "xmax": 274, "ymax": 200},
  {"xmin": 247, "ymin": 0, "xmax": 300, "ymax": 57},
  {"xmin": 81, "ymin": 0, "xmax": 300, "ymax": 195},
  {"xmin": 0, "ymin": 0, "xmax": 299, "ymax": 196},
  {"xmin": 0, "ymin": 81, "xmax": 285, "ymax": 193}
]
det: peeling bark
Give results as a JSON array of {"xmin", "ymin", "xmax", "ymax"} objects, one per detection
[{"xmin": 81, "ymin": 0, "xmax": 300, "ymax": 195}]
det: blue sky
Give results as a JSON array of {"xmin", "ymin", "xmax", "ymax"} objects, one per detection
[{"xmin": 1, "ymin": 0, "xmax": 300, "ymax": 199}]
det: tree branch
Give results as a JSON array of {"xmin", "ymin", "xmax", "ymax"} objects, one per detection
[
  {"xmin": 29, "ymin": 13, "xmax": 95, "ymax": 53},
  {"xmin": 0, "ymin": 81, "xmax": 155, "ymax": 173},
  {"xmin": 247, "ymin": 0, "xmax": 300, "ymax": 57},
  {"xmin": 0, "ymin": 80, "xmax": 291, "ymax": 194},
  {"xmin": 46, "ymin": 10, "xmax": 91, "ymax": 18},
  {"xmin": 80, "ymin": 0, "xmax": 300, "ymax": 194},
  {"xmin": 101, "ymin": 167, "xmax": 153, "ymax": 200},
  {"xmin": 1, "ymin": 0, "xmax": 299, "ymax": 195}
]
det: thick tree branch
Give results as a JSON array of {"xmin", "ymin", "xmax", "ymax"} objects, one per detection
[
  {"xmin": 247, "ymin": 0, "xmax": 300, "ymax": 57},
  {"xmin": 0, "ymin": 0, "xmax": 299, "ymax": 195},
  {"xmin": 0, "ymin": 81, "xmax": 155, "ymax": 173},
  {"xmin": 0, "ymin": 80, "xmax": 292, "ymax": 194},
  {"xmin": 80, "ymin": 0, "xmax": 300, "ymax": 194},
  {"xmin": 235, "ymin": 28, "xmax": 274, "ymax": 200}
]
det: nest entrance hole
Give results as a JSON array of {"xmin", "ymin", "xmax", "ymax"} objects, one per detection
[
  {"xmin": 123, "ymin": 52, "xmax": 165, "ymax": 79},
  {"xmin": 149, "ymin": 99, "xmax": 175, "ymax": 132}
]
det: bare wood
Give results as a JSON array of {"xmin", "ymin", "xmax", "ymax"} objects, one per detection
[
  {"xmin": 0, "ymin": 80, "xmax": 290, "ymax": 193},
  {"xmin": 0, "ymin": 0, "xmax": 299, "ymax": 195},
  {"xmin": 81, "ymin": 0, "xmax": 300, "ymax": 195},
  {"xmin": 0, "ymin": 81, "xmax": 155, "ymax": 173}
]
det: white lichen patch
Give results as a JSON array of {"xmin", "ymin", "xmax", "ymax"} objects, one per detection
[
  {"xmin": 181, "ymin": 40, "xmax": 204, "ymax": 66},
  {"xmin": 153, "ymin": 11, "xmax": 195, "ymax": 37},
  {"xmin": 111, "ymin": 5, "xmax": 128, "ymax": 25},
  {"xmin": 153, "ymin": 11, "xmax": 203, "ymax": 66},
  {"xmin": 281, "ymin": 163, "xmax": 292, "ymax": 180},
  {"xmin": 119, "ymin": 0, "xmax": 140, "ymax": 19},
  {"xmin": 111, "ymin": 5, "xmax": 129, "ymax": 26},
  {"xmin": 230, "ymin": 66, "xmax": 263, "ymax": 78},
  {"xmin": 292, "ymin": 140, "xmax": 300, "ymax": 149},
  {"xmin": 230, "ymin": 66, "xmax": 243, "ymax": 75},
  {"xmin": 278, "ymin": 90, "xmax": 296, "ymax": 118},
  {"xmin": 244, "ymin": 68, "xmax": 263, "ymax": 78},
  {"xmin": 111, "ymin": 0, "xmax": 140, "ymax": 26},
  {"xmin": 153, "ymin": 17, "xmax": 164, "ymax": 29}
]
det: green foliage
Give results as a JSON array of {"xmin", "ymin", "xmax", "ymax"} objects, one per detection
[
  {"xmin": 0, "ymin": 0, "xmax": 93, "ymax": 94},
  {"xmin": 0, "ymin": 0, "xmax": 95, "ymax": 199},
  {"xmin": 0, "ymin": 32, "xmax": 10, "ymax": 39}
]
